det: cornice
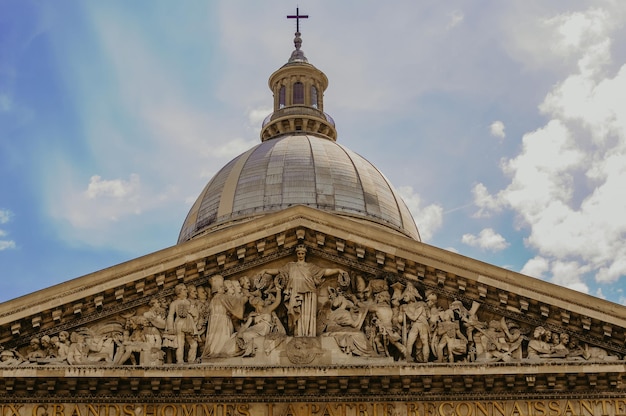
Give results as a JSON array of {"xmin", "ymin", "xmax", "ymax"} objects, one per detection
[{"xmin": 0, "ymin": 361, "xmax": 625, "ymax": 399}]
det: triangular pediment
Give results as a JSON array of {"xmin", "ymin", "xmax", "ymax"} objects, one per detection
[{"xmin": 1, "ymin": 205, "xmax": 625, "ymax": 398}]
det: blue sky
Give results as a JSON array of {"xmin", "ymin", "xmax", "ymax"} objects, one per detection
[{"xmin": 2, "ymin": 1, "xmax": 626, "ymax": 305}]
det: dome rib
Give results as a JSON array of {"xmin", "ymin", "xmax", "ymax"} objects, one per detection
[
  {"xmin": 217, "ymin": 145, "xmax": 259, "ymax": 220},
  {"xmin": 306, "ymin": 135, "xmax": 321, "ymax": 208},
  {"xmin": 339, "ymin": 145, "xmax": 382, "ymax": 219},
  {"xmin": 368, "ymin": 162, "xmax": 422, "ymax": 242}
]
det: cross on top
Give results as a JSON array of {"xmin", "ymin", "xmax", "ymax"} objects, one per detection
[{"xmin": 287, "ymin": 7, "xmax": 308, "ymax": 33}]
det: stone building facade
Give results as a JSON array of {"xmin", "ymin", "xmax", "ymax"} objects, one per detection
[{"xmin": 1, "ymin": 18, "xmax": 626, "ymax": 416}]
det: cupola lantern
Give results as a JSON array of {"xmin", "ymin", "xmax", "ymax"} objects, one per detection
[{"xmin": 260, "ymin": 10, "xmax": 337, "ymax": 142}]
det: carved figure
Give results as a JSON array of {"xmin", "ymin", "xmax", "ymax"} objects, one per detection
[
  {"xmin": 0, "ymin": 349, "xmax": 23, "ymax": 367},
  {"xmin": 55, "ymin": 331, "xmax": 71, "ymax": 361},
  {"xmin": 322, "ymin": 287, "xmax": 372, "ymax": 356},
  {"xmin": 195, "ymin": 286, "xmax": 210, "ymax": 338},
  {"xmin": 165, "ymin": 283, "xmax": 199, "ymax": 363},
  {"xmin": 501, "ymin": 318, "xmax": 524, "ymax": 360},
  {"xmin": 398, "ymin": 284, "xmax": 431, "ymax": 362},
  {"xmin": 113, "ymin": 329, "xmax": 140, "ymax": 365},
  {"xmin": 354, "ymin": 275, "xmax": 370, "ymax": 302},
  {"xmin": 66, "ymin": 331, "xmax": 89, "ymax": 364},
  {"xmin": 472, "ymin": 319, "xmax": 520, "ymax": 363},
  {"xmin": 159, "ymin": 298, "xmax": 177, "ymax": 363},
  {"xmin": 114, "ymin": 316, "xmax": 163, "ymax": 366},
  {"xmin": 238, "ymin": 276, "xmax": 254, "ymax": 300},
  {"xmin": 263, "ymin": 245, "xmax": 349, "ymax": 337},
  {"xmin": 202, "ymin": 275, "xmax": 247, "ymax": 358},
  {"xmin": 431, "ymin": 301, "xmax": 468, "ymax": 363},
  {"xmin": 583, "ymin": 343, "xmax": 621, "ymax": 361},
  {"xmin": 526, "ymin": 326, "xmax": 552, "ymax": 359},
  {"xmin": 236, "ymin": 285, "xmax": 285, "ymax": 357},
  {"xmin": 253, "ymin": 272, "xmax": 277, "ymax": 302},
  {"xmin": 26, "ymin": 337, "xmax": 46, "ymax": 361},
  {"xmin": 566, "ymin": 337, "xmax": 582, "ymax": 359},
  {"xmin": 322, "ymin": 287, "xmax": 364, "ymax": 330},
  {"xmin": 370, "ymin": 290, "xmax": 406, "ymax": 358},
  {"xmin": 40, "ymin": 335, "xmax": 58, "ymax": 359},
  {"xmin": 549, "ymin": 332, "xmax": 569, "ymax": 359},
  {"xmin": 224, "ymin": 280, "xmax": 237, "ymax": 295},
  {"xmin": 143, "ymin": 298, "xmax": 167, "ymax": 331}
]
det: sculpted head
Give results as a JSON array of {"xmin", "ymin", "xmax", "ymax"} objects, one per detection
[
  {"xmin": 551, "ymin": 332, "xmax": 560, "ymax": 344},
  {"xmin": 250, "ymin": 296, "xmax": 264, "ymax": 310},
  {"xmin": 295, "ymin": 244, "xmax": 307, "ymax": 261},
  {"xmin": 239, "ymin": 275, "xmax": 251, "ymax": 290},
  {"xmin": 40, "ymin": 335, "xmax": 51, "ymax": 347},
  {"xmin": 174, "ymin": 283, "xmax": 188, "ymax": 299},
  {"xmin": 543, "ymin": 329, "xmax": 552, "ymax": 342},
  {"xmin": 426, "ymin": 291, "xmax": 437, "ymax": 306},
  {"xmin": 0, "ymin": 350, "xmax": 14, "ymax": 361},
  {"xmin": 224, "ymin": 280, "xmax": 236, "ymax": 295},
  {"xmin": 197, "ymin": 286, "xmax": 208, "ymax": 301},
  {"xmin": 210, "ymin": 275, "xmax": 225, "ymax": 294},
  {"xmin": 187, "ymin": 284, "xmax": 198, "ymax": 299},
  {"xmin": 376, "ymin": 291, "xmax": 391, "ymax": 304},
  {"xmin": 232, "ymin": 280, "xmax": 242, "ymax": 295}
]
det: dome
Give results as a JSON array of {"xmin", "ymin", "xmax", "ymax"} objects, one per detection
[
  {"xmin": 178, "ymin": 29, "xmax": 421, "ymax": 244},
  {"xmin": 178, "ymin": 134, "xmax": 420, "ymax": 243}
]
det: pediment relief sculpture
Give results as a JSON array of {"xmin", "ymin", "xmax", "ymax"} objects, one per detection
[{"xmin": 0, "ymin": 245, "xmax": 622, "ymax": 368}]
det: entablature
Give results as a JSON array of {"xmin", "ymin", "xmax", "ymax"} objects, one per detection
[{"xmin": 0, "ymin": 361, "xmax": 625, "ymax": 399}]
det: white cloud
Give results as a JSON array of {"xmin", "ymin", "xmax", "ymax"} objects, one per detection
[
  {"xmin": 447, "ymin": 10, "xmax": 464, "ymax": 30},
  {"xmin": 461, "ymin": 228, "xmax": 509, "ymax": 252},
  {"xmin": 212, "ymin": 138, "xmax": 258, "ymax": 158},
  {"xmin": 0, "ymin": 240, "xmax": 16, "ymax": 251},
  {"xmin": 248, "ymin": 106, "xmax": 273, "ymax": 131},
  {"xmin": 520, "ymin": 256, "xmax": 550, "ymax": 279},
  {"xmin": 0, "ymin": 209, "xmax": 12, "ymax": 224},
  {"xmin": 85, "ymin": 174, "xmax": 140, "ymax": 199},
  {"xmin": 547, "ymin": 8, "xmax": 613, "ymax": 76},
  {"xmin": 0, "ymin": 94, "xmax": 12, "ymax": 112},
  {"xmin": 478, "ymin": 6, "xmax": 626, "ymax": 291},
  {"xmin": 53, "ymin": 174, "xmax": 144, "ymax": 230},
  {"xmin": 550, "ymin": 260, "xmax": 590, "ymax": 293},
  {"xmin": 596, "ymin": 255, "xmax": 626, "ymax": 284},
  {"xmin": 490, "ymin": 121, "xmax": 506, "ymax": 140},
  {"xmin": 0, "ymin": 209, "xmax": 16, "ymax": 250},
  {"xmin": 472, "ymin": 183, "xmax": 501, "ymax": 218},
  {"xmin": 397, "ymin": 186, "xmax": 443, "ymax": 242}
]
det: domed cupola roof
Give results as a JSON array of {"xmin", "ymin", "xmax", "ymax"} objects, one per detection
[{"xmin": 178, "ymin": 15, "xmax": 420, "ymax": 243}]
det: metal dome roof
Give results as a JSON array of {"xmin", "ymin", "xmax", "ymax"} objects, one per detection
[{"xmin": 178, "ymin": 134, "xmax": 420, "ymax": 243}]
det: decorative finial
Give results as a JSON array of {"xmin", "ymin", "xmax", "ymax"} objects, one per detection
[
  {"xmin": 287, "ymin": 7, "xmax": 308, "ymax": 33},
  {"xmin": 287, "ymin": 7, "xmax": 309, "ymax": 63}
]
